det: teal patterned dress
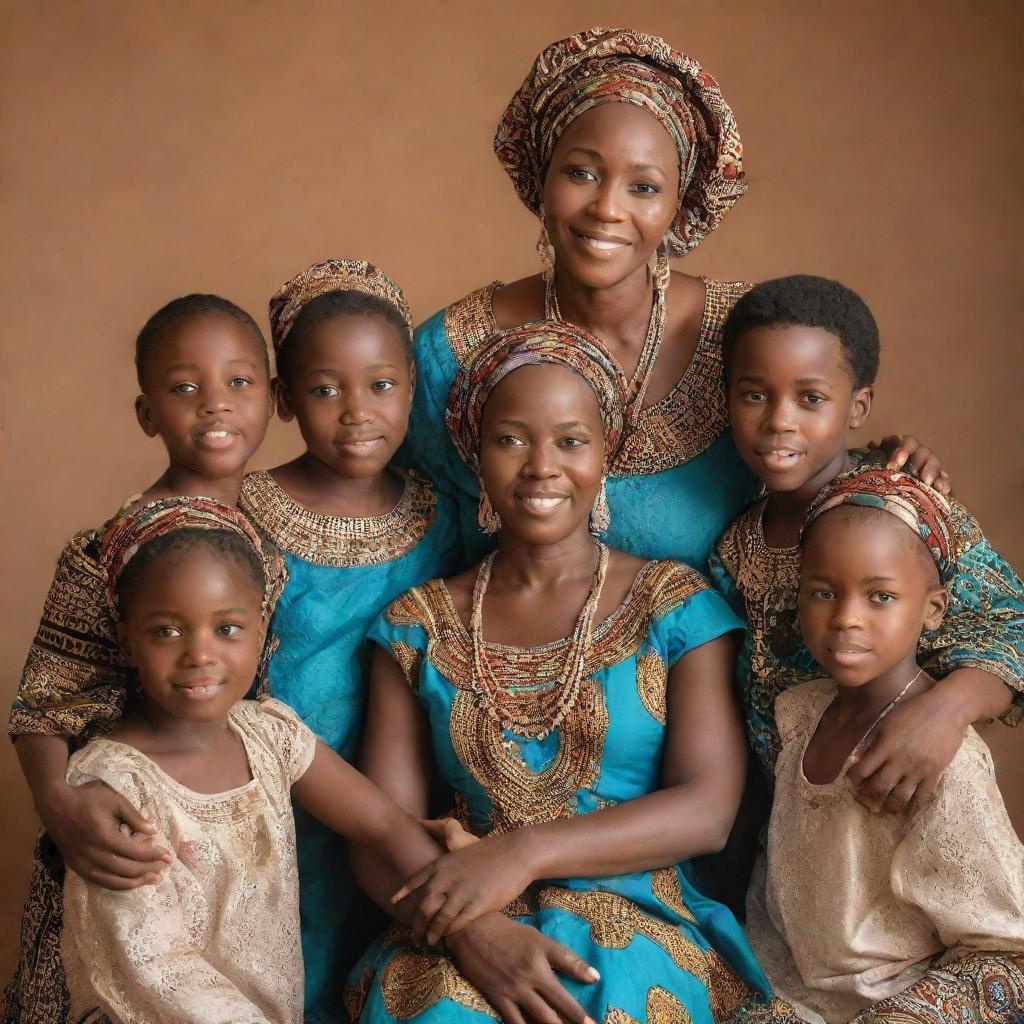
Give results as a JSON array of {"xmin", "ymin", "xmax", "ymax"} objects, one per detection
[
  {"xmin": 348, "ymin": 560, "xmax": 796, "ymax": 1024},
  {"xmin": 240, "ymin": 469, "xmax": 462, "ymax": 1024},
  {"xmin": 709, "ymin": 491, "xmax": 1024, "ymax": 777},
  {"xmin": 400, "ymin": 279, "xmax": 757, "ymax": 569}
]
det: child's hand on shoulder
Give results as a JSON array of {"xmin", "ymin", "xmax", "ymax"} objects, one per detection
[
  {"xmin": 847, "ymin": 686, "xmax": 965, "ymax": 813},
  {"xmin": 866, "ymin": 435, "xmax": 952, "ymax": 495},
  {"xmin": 42, "ymin": 779, "xmax": 171, "ymax": 889}
]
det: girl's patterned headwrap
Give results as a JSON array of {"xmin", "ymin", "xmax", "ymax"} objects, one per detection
[
  {"xmin": 99, "ymin": 496, "xmax": 288, "ymax": 617},
  {"xmin": 803, "ymin": 468, "xmax": 957, "ymax": 583},
  {"xmin": 267, "ymin": 258, "xmax": 413, "ymax": 354},
  {"xmin": 494, "ymin": 26, "xmax": 746, "ymax": 257},
  {"xmin": 446, "ymin": 321, "xmax": 629, "ymax": 470}
]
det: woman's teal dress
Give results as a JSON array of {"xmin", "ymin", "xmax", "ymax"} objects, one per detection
[
  {"xmin": 400, "ymin": 279, "xmax": 757, "ymax": 568},
  {"xmin": 348, "ymin": 559, "xmax": 795, "ymax": 1024},
  {"xmin": 240, "ymin": 469, "xmax": 462, "ymax": 1024}
]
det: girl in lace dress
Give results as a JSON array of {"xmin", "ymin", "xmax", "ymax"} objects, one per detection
[
  {"xmin": 61, "ymin": 497, "xmax": 442, "ymax": 1024},
  {"xmin": 746, "ymin": 468, "xmax": 1024, "ymax": 1024}
]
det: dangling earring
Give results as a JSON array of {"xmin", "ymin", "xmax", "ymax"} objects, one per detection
[
  {"xmin": 536, "ymin": 204, "xmax": 555, "ymax": 282},
  {"xmin": 589, "ymin": 476, "xmax": 610, "ymax": 534},
  {"xmin": 477, "ymin": 488, "xmax": 500, "ymax": 534},
  {"xmin": 648, "ymin": 243, "xmax": 671, "ymax": 293}
]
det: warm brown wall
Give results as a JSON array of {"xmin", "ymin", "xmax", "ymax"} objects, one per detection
[{"xmin": 2, "ymin": 0, "xmax": 1021, "ymax": 973}]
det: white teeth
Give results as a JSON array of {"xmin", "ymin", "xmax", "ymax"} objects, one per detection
[
  {"xmin": 521, "ymin": 496, "xmax": 565, "ymax": 509},
  {"xmin": 203, "ymin": 431, "xmax": 230, "ymax": 438},
  {"xmin": 582, "ymin": 237, "xmax": 624, "ymax": 250}
]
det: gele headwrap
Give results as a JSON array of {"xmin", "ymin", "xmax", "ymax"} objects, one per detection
[
  {"xmin": 267, "ymin": 258, "xmax": 413, "ymax": 354},
  {"xmin": 494, "ymin": 26, "xmax": 746, "ymax": 257},
  {"xmin": 803, "ymin": 468, "xmax": 957, "ymax": 583},
  {"xmin": 99, "ymin": 496, "xmax": 288, "ymax": 616},
  {"xmin": 446, "ymin": 320, "xmax": 629, "ymax": 470}
]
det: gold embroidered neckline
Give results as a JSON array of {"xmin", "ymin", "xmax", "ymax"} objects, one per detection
[
  {"xmin": 240, "ymin": 470, "xmax": 436, "ymax": 568},
  {"xmin": 443, "ymin": 277, "xmax": 750, "ymax": 476}
]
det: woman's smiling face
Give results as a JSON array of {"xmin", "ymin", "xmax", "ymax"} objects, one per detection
[
  {"xmin": 479, "ymin": 363, "xmax": 605, "ymax": 545},
  {"xmin": 542, "ymin": 103, "xmax": 680, "ymax": 291}
]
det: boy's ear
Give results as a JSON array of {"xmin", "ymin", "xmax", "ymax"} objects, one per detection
[
  {"xmin": 116, "ymin": 620, "xmax": 136, "ymax": 666},
  {"xmin": 135, "ymin": 395, "xmax": 159, "ymax": 438},
  {"xmin": 923, "ymin": 585, "xmax": 949, "ymax": 632},
  {"xmin": 273, "ymin": 377, "xmax": 295, "ymax": 422},
  {"xmin": 848, "ymin": 386, "xmax": 873, "ymax": 430}
]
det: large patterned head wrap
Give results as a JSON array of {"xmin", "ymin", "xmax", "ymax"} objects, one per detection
[
  {"xmin": 803, "ymin": 468, "xmax": 957, "ymax": 583},
  {"xmin": 494, "ymin": 26, "xmax": 746, "ymax": 256},
  {"xmin": 100, "ymin": 496, "xmax": 288, "ymax": 617},
  {"xmin": 446, "ymin": 321, "xmax": 629, "ymax": 471},
  {"xmin": 267, "ymin": 258, "xmax": 413, "ymax": 354}
]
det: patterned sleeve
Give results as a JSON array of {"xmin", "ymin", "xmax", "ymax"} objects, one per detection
[
  {"xmin": 366, "ymin": 589, "xmax": 432, "ymax": 690},
  {"xmin": 650, "ymin": 562, "xmax": 745, "ymax": 667},
  {"xmin": 918, "ymin": 499, "xmax": 1024, "ymax": 725},
  {"xmin": 889, "ymin": 732, "xmax": 1024, "ymax": 950},
  {"xmin": 9, "ymin": 531, "xmax": 129, "ymax": 740}
]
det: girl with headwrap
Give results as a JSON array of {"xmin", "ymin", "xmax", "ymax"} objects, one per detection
[
  {"xmin": 745, "ymin": 468, "xmax": 1024, "ymax": 1023},
  {"xmin": 238, "ymin": 259, "xmax": 461, "ymax": 1022},
  {"xmin": 347, "ymin": 323, "xmax": 798, "ymax": 1024},
  {"xmin": 60, "ymin": 497, "xmax": 446, "ymax": 1024},
  {"xmin": 400, "ymin": 26, "xmax": 944, "ymax": 571}
]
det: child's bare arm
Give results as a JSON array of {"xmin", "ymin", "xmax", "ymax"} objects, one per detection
[{"xmin": 16, "ymin": 733, "xmax": 169, "ymax": 888}]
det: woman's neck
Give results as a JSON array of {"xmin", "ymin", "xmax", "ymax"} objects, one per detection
[
  {"xmin": 491, "ymin": 527, "xmax": 599, "ymax": 590},
  {"xmin": 142, "ymin": 464, "xmax": 245, "ymax": 507},
  {"xmin": 551, "ymin": 265, "xmax": 653, "ymax": 345}
]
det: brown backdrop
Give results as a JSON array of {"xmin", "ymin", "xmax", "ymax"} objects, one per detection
[{"xmin": 2, "ymin": 1, "xmax": 1022, "ymax": 973}]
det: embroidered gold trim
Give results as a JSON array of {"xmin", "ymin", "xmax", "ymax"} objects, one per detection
[
  {"xmin": 636, "ymin": 652, "xmax": 668, "ymax": 726},
  {"xmin": 389, "ymin": 641, "xmax": 422, "ymax": 690},
  {"xmin": 379, "ymin": 948, "xmax": 498, "ymax": 1021},
  {"xmin": 385, "ymin": 561, "xmax": 706, "ymax": 834},
  {"xmin": 606, "ymin": 986, "xmax": 693, "ymax": 1024},
  {"xmin": 239, "ymin": 470, "xmax": 436, "ymax": 568},
  {"xmin": 650, "ymin": 867, "xmax": 695, "ymax": 923},
  {"xmin": 443, "ymin": 282, "xmax": 503, "ymax": 364}
]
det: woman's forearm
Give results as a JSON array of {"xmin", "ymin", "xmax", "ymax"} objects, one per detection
[{"xmin": 513, "ymin": 779, "xmax": 738, "ymax": 883}]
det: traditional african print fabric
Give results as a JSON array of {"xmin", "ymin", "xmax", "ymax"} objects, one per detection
[
  {"xmin": 710, "ymin": 478, "xmax": 1024, "ymax": 777},
  {"xmin": 268, "ymin": 257, "xmax": 413, "ymax": 352},
  {"xmin": 745, "ymin": 681, "xmax": 1024, "ymax": 1024},
  {"xmin": 62, "ymin": 698, "xmax": 316, "ymax": 1024},
  {"xmin": 494, "ymin": 27, "xmax": 746, "ymax": 257},
  {"xmin": 399, "ymin": 277, "xmax": 756, "ymax": 568},
  {"xmin": 346, "ymin": 560, "xmax": 796, "ymax": 1024},
  {"xmin": 240, "ymin": 468, "xmax": 461, "ymax": 1024},
  {"xmin": 3, "ymin": 497, "xmax": 285, "ymax": 1024}
]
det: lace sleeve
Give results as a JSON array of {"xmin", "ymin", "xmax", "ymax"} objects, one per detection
[{"xmin": 890, "ymin": 732, "xmax": 1024, "ymax": 949}]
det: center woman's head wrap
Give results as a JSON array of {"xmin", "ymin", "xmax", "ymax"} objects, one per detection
[
  {"xmin": 446, "ymin": 321, "xmax": 629, "ymax": 470},
  {"xmin": 494, "ymin": 26, "xmax": 746, "ymax": 256},
  {"xmin": 100, "ymin": 496, "xmax": 288, "ymax": 617},
  {"xmin": 803, "ymin": 468, "xmax": 957, "ymax": 583},
  {"xmin": 267, "ymin": 258, "xmax": 413, "ymax": 354}
]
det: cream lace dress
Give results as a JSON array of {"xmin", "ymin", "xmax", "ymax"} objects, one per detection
[
  {"xmin": 61, "ymin": 698, "xmax": 317, "ymax": 1024},
  {"xmin": 746, "ymin": 679, "xmax": 1024, "ymax": 1024}
]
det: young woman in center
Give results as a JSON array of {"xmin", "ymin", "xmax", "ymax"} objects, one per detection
[{"xmin": 348, "ymin": 322, "xmax": 796, "ymax": 1024}]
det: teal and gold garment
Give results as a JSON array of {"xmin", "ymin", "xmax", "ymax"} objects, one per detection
[
  {"xmin": 400, "ymin": 279, "xmax": 757, "ymax": 569},
  {"xmin": 240, "ymin": 469, "xmax": 461, "ymax": 1024},
  {"xmin": 348, "ymin": 560, "xmax": 796, "ymax": 1024},
  {"xmin": 710, "ymin": 492, "xmax": 1024, "ymax": 777}
]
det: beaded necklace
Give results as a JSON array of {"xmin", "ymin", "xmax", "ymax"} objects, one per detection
[
  {"xmin": 469, "ymin": 542, "xmax": 610, "ymax": 739},
  {"xmin": 544, "ymin": 253, "xmax": 669, "ymax": 419}
]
